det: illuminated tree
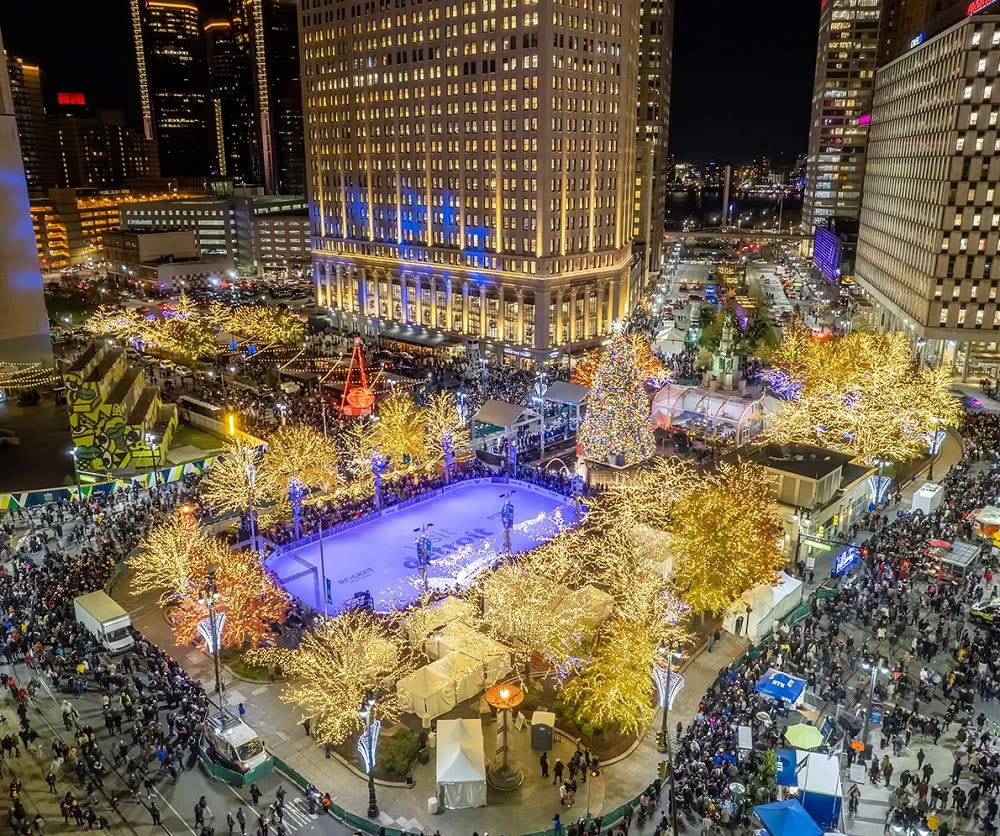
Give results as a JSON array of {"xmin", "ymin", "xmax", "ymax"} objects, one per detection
[
  {"xmin": 84, "ymin": 306, "xmax": 145, "ymax": 341},
  {"xmin": 248, "ymin": 610, "xmax": 414, "ymax": 745},
  {"xmin": 578, "ymin": 332, "xmax": 655, "ymax": 465},
  {"xmin": 668, "ymin": 461, "xmax": 785, "ymax": 614},
  {"xmin": 260, "ymin": 424, "xmax": 342, "ymax": 534},
  {"xmin": 572, "ymin": 333, "xmax": 668, "ymax": 388},
  {"xmin": 373, "ymin": 390, "xmax": 427, "ymax": 469},
  {"xmin": 423, "ymin": 391, "xmax": 470, "ymax": 478},
  {"xmin": 763, "ymin": 331, "xmax": 961, "ymax": 463},
  {"xmin": 561, "ymin": 617, "xmax": 660, "ymax": 736},
  {"xmin": 225, "ymin": 306, "xmax": 304, "ymax": 345},
  {"xmin": 201, "ymin": 438, "xmax": 267, "ymax": 545},
  {"xmin": 129, "ymin": 513, "xmax": 228, "ymax": 605},
  {"xmin": 171, "ymin": 552, "xmax": 289, "ymax": 649}
]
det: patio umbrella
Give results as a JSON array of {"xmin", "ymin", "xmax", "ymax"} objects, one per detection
[
  {"xmin": 928, "ymin": 539, "xmax": 951, "ymax": 548},
  {"xmin": 784, "ymin": 722, "xmax": 825, "ymax": 750}
]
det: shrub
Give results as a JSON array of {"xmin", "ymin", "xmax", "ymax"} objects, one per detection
[{"xmin": 378, "ymin": 727, "xmax": 420, "ymax": 777}]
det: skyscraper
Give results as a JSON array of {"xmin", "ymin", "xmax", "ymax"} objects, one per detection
[
  {"xmin": 300, "ymin": 0, "xmax": 643, "ymax": 362},
  {"xmin": 800, "ymin": 0, "xmax": 882, "ymax": 236},
  {"xmin": 205, "ymin": 18, "xmax": 260, "ymax": 183},
  {"xmin": 0, "ymin": 25, "xmax": 51, "ymax": 362},
  {"xmin": 130, "ymin": 0, "xmax": 212, "ymax": 178},
  {"xmin": 239, "ymin": 0, "xmax": 305, "ymax": 194},
  {"xmin": 632, "ymin": 0, "xmax": 672, "ymax": 282},
  {"xmin": 5, "ymin": 53, "xmax": 53, "ymax": 198},
  {"xmin": 855, "ymin": 13, "xmax": 1000, "ymax": 372}
]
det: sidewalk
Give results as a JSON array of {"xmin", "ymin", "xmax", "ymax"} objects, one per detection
[{"xmin": 114, "ymin": 569, "xmax": 747, "ymax": 835}]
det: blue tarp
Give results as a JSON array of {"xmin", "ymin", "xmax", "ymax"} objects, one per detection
[
  {"xmin": 754, "ymin": 668, "xmax": 807, "ymax": 705},
  {"xmin": 775, "ymin": 748, "xmax": 798, "ymax": 787},
  {"xmin": 754, "ymin": 799, "xmax": 822, "ymax": 836}
]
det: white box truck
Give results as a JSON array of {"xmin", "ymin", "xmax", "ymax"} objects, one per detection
[{"xmin": 74, "ymin": 591, "xmax": 135, "ymax": 653}]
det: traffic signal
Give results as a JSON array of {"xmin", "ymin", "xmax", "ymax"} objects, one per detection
[
  {"xmin": 657, "ymin": 760, "xmax": 667, "ymax": 778},
  {"xmin": 655, "ymin": 731, "xmax": 666, "ymax": 749},
  {"xmin": 816, "ymin": 525, "xmax": 826, "ymax": 539},
  {"xmin": 832, "ymin": 514, "xmax": 840, "ymax": 527}
]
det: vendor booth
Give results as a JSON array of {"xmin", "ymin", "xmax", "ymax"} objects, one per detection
[
  {"xmin": 971, "ymin": 506, "xmax": 1000, "ymax": 540},
  {"xmin": 755, "ymin": 669, "xmax": 808, "ymax": 708},
  {"xmin": 397, "ymin": 651, "xmax": 488, "ymax": 723},
  {"xmin": 472, "ymin": 400, "xmax": 543, "ymax": 456},
  {"xmin": 424, "ymin": 622, "xmax": 513, "ymax": 684},
  {"xmin": 436, "ymin": 719, "xmax": 488, "ymax": 809},
  {"xmin": 723, "ymin": 571, "xmax": 803, "ymax": 641},
  {"xmin": 541, "ymin": 381, "xmax": 590, "ymax": 443},
  {"xmin": 797, "ymin": 752, "xmax": 843, "ymax": 829},
  {"xmin": 754, "ymin": 799, "xmax": 822, "ymax": 836},
  {"xmin": 404, "ymin": 596, "xmax": 475, "ymax": 645}
]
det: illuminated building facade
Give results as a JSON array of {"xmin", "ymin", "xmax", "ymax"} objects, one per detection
[
  {"xmin": 131, "ymin": 0, "xmax": 212, "ymax": 177},
  {"xmin": 205, "ymin": 19, "xmax": 261, "ymax": 183},
  {"xmin": 5, "ymin": 53, "xmax": 54, "ymax": 198},
  {"xmin": 855, "ymin": 13, "xmax": 1000, "ymax": 374},
  {"xmin": 801, "ymin": 0, "xmax": 881, "ymax": 236},
  {"xmin": 301, "ymin": 0, "xmax": 643, "ymax": 362},
  {"xmin": 632, "ymin": 0, "xmax": 672, "ymax": 280}
]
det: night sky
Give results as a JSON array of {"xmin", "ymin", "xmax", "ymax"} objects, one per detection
[{"xmin": 0, "ymin": 0, "xmax": 820, "ymax": 164}]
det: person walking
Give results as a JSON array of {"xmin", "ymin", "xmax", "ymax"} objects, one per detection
[
  {"xmin": 45, "ymin": 770, "xmax": 56, "ymax": 793},
  {"xmin": 227, "ymin": 811, "xmax": 236, "ymax": 836},
  {"xmin": 917, "ymin": 748, "xmax": 926, "ymax": 770},
  {"xmin": 150, "ymin": 801, "xmax": 161, "ymax": 827},
  {"xmin": 540, "ymin": 751, "xmax": 549, "ymax": 778},
  {"xmin": 236, "ymin": 808, "xmax": 247, "ymax": 836},
  {"xmin": 250, "ymin": 783, "xmax": 262, "ymax": 805},
  {"xmin": 553, "ymin": 758, "xmax": 564, "ymax": 786},
  {"xmin": 195, "ymin": 799, "xmax": 206, "ymax": 829}
]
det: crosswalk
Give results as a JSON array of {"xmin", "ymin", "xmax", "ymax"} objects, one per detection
[{"xmin": 256, "ymin": 797, "xmax": 323, "ymax": 833}]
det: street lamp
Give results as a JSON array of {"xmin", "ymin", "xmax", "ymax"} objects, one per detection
[
  {"xmin": 499, "ymin": 492, "xmax": 515, "ymax": 556},
  {"xmin": 197, "ymin": 563, "xmax": 225, "ymax": 704},
  {"xmin": 654, "ymin": 643, "xmax": 681, "ymax": 836},
  {"xmin": 358, "ymin": 691, "xmax": 380, "ymax": 818},
  {"xmin": 68, "ymin": 446, "xmax": 81, "ymax": 490},
  {"xmin": 413, "ymin": 523, "xmax": 434, "ymax": 594},
  {"xmin": 484, "ymin": 683, "xmax": 525, "ymax": 790}
]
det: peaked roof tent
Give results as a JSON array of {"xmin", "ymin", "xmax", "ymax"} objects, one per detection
[
  {"xmin": 542, "ymin": 380, "xmax": 590, "ymax": 406},
  {"xmin": 472, "ymin": 399, "xmax": 541, "ymax": 430}
]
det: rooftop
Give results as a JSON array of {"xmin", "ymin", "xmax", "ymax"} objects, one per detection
[{"xmin": 740, "ymin": 442, "xmax": 854, "ymax": 480}]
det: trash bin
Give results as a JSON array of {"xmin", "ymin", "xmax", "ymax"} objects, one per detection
[
  {"xmin": 531, "ymin": 710, "xmax": 556, "ymax": 751},
  {"xmin": 427, "ymin": 796, "xmax": 439, "ymax": 815}
]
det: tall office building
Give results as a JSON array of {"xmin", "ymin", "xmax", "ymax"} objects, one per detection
[
  {"xmin": 239, "ymin": 0, "xmax": 305, "ymax": 194},
  {"xmin": 205, "ymin": 18, "xmax": 261, "ymax": 183},
  {"xmin": 301, "ymin": 0, "xmax": 643, "ymax": 362},
  {"xmin": 800, "ymin": 0, "xmax": 882, "ymax": 236},
  {"xmin": 0, "ymin": 26, "xmax": 51, "ymax": 362},
  {"xmin": 855, "ymin": 13, "xmax": 1000, "ymax": 373},
  {"xmin": 130, "ymin": 0, "xmax": 212, "ymax": 178},
  {"xmin": 50, "ymin": 101, "xmax": 159, "ymax": 190},
  {"xmin": 632, "ymin": 0, "xmax": 673, "ymax": 280},
  {"xmin": 5, "ymin": 53, "xmax": 54, "ymax": 198}
]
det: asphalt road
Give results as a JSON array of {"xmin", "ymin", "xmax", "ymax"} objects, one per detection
[{"xmin": 2, "ymin": 662, "xmax": 355, "ymax": 836}]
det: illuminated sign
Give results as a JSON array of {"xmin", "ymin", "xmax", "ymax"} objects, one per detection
[
  {"xmin": 832, "ymin": 545, "xmax": 860, "ymax": 577},
  {"xmin": 813, "ymin": 226, "xmax": 843, "ymax": 282},
  {"xmin": 968, "ymin": 0, "xmax": 1000, "ymax": 16},
  {"xmin": 57, "ymin": 92, "xmax": 86, "ymax": 106},
  {"xmin": 857, "ymin": 114, "xmax": 871, "ymax": 126},
  {"xmin": 909, "ymin": 33, "xmax": 926, "ymax": 48}
]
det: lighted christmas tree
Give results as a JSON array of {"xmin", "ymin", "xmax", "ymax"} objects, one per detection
[{"xmin": 578, "ymin": 332, "xmax": 655, "ymax": 466}]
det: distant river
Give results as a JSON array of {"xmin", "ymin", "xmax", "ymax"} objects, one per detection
[{"xmin": 665, "ymin": 189, "xmax": 803, "ymax": 231}]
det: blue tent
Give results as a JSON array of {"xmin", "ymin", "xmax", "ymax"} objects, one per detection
[
  {"xmin": 775, "ymin": 748, "xmax": 798, "ymax": 787},
  {"xmin": 755, "ymin": 668, "xmax": 807, "ymax": 705},
  {"xmin": 754, "ymin": 800, "xmax": 822, "ymax": 836}
]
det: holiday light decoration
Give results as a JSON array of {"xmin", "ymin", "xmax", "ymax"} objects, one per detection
[
  {"xmin": 373, "ymin": 390, "xmax": 427, "ymax": 468},
  {"xmin": 422, "ymin": 391, "xmax": 470, "ymax": 473},
  {"xmin": 668, "ymin": 460, "xmax": 786, "ymax": 614},
  {"xmin": 762, "ymin": 331, "xmax": 961, "ymax": 463},
  {"xmin": 128, "ymin": 513, "xmax": 230, "ymax": 605},
  {"xmin": 170, "ymin": 553, "xmax": 289, "ymax": 649},
  {"xmin": 248, "ymin": 610, "xmax": 415, "ymax": 746},
  {"xmin": 225, "ymin": 305, "xmax": 304, "ymax": 346},
  {"xmin": 261, "ymin": 424, "xmax": 341, "ymax": 500},
  {"xmin": 572, "ymin": 333, "xmax": 669, "ymax": 388},
  {"xmin": 0, "ymin": 361, "xmax": 61, "ymax": 391},
  {"xmin": 578, "ymin": 332, "xmax": 655, "ymax": 465},
  {"xmin": 200, "ymin": 439, "xmax": 267, "ymax": 541}
]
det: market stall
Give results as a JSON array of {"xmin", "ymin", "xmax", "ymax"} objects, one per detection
[
  {"xmin": 436, "ymin": 719, "xmax": 488, "ymax": 809},
  {"xmin": 723, "ymin": 572, "xmax": 803, "ymax": 641}
]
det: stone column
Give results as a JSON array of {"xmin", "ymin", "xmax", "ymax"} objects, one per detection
[
  {"xmin": 462, "ymin": 281, "xmax": 470, "ymax": 333},
  {"xmin": 497, "ymin": 285, "xmax": 506, "ymax": 342},
  {"xmin": 400, "ymin": 274, "xmax": 410, "ymax": 324},
  {"xmin": 516, "ymin": 289, "xmax": 525, "ymax": 345}
]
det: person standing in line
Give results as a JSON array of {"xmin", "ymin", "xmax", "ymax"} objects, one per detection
[{"xmin": 540, "ymin": 751, "xmax": 549, "ymax": 778}]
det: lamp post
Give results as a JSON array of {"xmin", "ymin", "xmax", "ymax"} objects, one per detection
[
  {"xmin": 68, "ymin": 446, "xmax": 81, "ymax": 490},
  {"xmin": 358, "ymin": 691, "xmax": 380, "ymax": 818},
  {"xmin": 654, "ymin": 643, "xmax": 680, "ymax": 836},
  {"xmin": 371, "ymin": 450, "xmax": 388, "ymax": 511},
  {"xmin": 197, "ymin": 563, "xmax": 225, "ymax": 704},
  {"xmin": 289, "ymin": 476, "xmax": 307, "ymax": 540},
  {"xmin": 484, "ymin": 682, "xmax": 525, "ymax": 790},
  {"xmin": 927, "ymin": 419, "xmax": 945, "ymax": 481},
  {"xmin": 499, "ymin": 491, "xmax": 515, "ymax": 556},
  {"xmin": 413, "ymin": 523, "xmax": 434, "ymax": 594}
]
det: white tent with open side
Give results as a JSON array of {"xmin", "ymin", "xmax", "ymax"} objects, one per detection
[
  {"xmin": 425, "ymin": 622, "xmax": 514, "ymax": 684},
  {"xmin": 723, "ymin": 571, "xmax": 803, "ymax": 642},
  {"xmin": 396, "ymin": 663, "xmax": 456, "ymax": 721},
  {"xmin": 436, "ymin": 718, "xmax": 487, "ymax": 809}
]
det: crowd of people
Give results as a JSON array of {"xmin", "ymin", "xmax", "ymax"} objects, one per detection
[{"xmin": 666, "ymin": 409, "xmax": 1000, "ymax": 836}]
